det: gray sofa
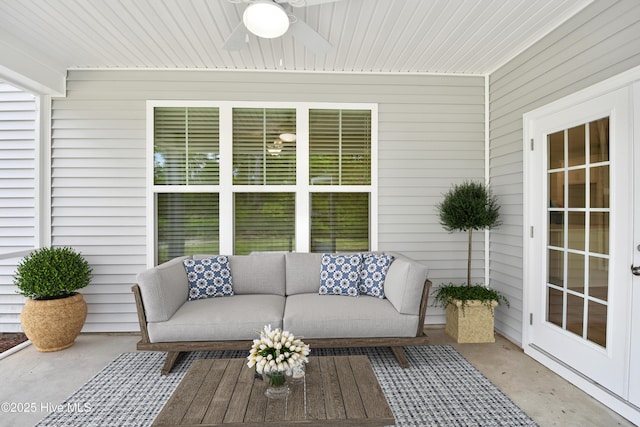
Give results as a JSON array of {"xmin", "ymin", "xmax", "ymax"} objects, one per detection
[{"xmin": 132, "ymin": 252, "xmax": 431, "ymax": 374}]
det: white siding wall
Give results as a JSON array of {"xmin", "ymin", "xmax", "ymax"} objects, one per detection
[
  {"xmin": 489, "ymin": 0, "xmax": 640, "ymax": 344},
  {"xmin": 51, "ymin": 70, "xmax": 485, "ymax": 332},
  {"xmin": 0, "ymin": 81, "xmax": 36, "ymax": 332}
]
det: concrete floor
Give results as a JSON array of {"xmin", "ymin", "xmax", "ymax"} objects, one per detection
[{"xmin": 0, "ymin": 328, "xmax": 635, "ymax": 427}]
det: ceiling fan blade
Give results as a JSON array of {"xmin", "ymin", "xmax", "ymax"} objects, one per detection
[
  {"xmin": 223, "ymin": 22, "xmax": 248, "ymax": 51},
  {"xmin": 283, "ymin": 0, "xmax": 341, "ymax": 7},
  {"xmin": 289, "ymin": 18, "xmax": 331, "ymax": 54}
]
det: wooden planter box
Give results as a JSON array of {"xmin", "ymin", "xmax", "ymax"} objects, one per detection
[{"xmin": 445, "ymin": 299, "xmax": 498, "ymax": 343}]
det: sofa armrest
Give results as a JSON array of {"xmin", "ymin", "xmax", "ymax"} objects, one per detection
[
  {"xmin": 135, "ymin": 256, "xmax": 190, "ymax": 323},
  {"xmin": 383, "ymin": 253, "xmax": 430, "ymax": 316}
]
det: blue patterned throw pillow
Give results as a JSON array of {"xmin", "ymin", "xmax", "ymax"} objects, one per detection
[
  {"xmin": 183, "ymin": 256, "xmax": 234, "ymax": 301},
  {"xmin": 359, "ymin": 253, "xmax": 394, "ymax": 298},
  {"xmin": 319, "ymin": 253, "xmax": 362, "ymax": 297}
]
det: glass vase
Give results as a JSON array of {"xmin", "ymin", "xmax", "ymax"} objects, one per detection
[{"xmin": 262, "ymin": 370, "xmax": 290, "ymax": 399}]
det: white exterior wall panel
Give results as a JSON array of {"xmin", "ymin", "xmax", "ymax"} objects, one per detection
[
  {"xmin": 0, "ymin": 81, "xmax": 36, "ymax": 332},
  {"xmin": 51, "ymin": 70, "xmax": 485, "ymax": 332},
  {"xmin": 489, "ymin": 0, "xmax": 640, "ymax": 344}
]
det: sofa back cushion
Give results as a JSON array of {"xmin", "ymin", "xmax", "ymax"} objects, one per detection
[
  {"xmin": 285, "ymin": 252, "xmax": 323, "ymax": 295},
  {"xmin": 228, "ymin": 254, "xmax": 286, "ymax": 296},
  {"xmin": 383, "ymin": 253, "xmax": 429, "ymax": 315},
  {"xmin": 136, "ymin": 255, "xmax": 190, "ymax": 323}
]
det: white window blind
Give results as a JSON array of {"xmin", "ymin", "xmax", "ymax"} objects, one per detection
[
  {"xmin": 309, "ymin": 109, "xmax": 371, "ymax": 185},
  {"xmin": 154, "ymin": 107, "xmax": 219, "ymax": 185},
  {"xmin": 157, "ymin": 193, "xmax": 219, "ymax": 264},
  {"xmin": 310, "ymin": 192, "xmax": 369, "ymax": 252},
  {"xmin": 234, "ymin": 192, "xmax": 295, "ymax": 255},
  {"xmin": 150, "ymin": 102, "xmax": 376, "ymax": 262},
  {"xmin": 232, "ymin": 108, "xmax": 296, "ymax": 185}
]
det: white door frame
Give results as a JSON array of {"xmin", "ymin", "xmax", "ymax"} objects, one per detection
[{"xmin": 523, "ymin": 64, "xmax": 640, "ymax": 425}]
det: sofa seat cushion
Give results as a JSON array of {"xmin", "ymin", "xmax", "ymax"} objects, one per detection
[
  {"xmin": 283, "ymin": 293, "xmax": 418, "ymax": 339},
  {"xmin": 147, "ymin": 294, "xmax": 285, "ymax": 343}
]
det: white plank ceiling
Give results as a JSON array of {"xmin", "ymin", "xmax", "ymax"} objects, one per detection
[{"xmin": 0, "ymin": 0, "xmax": 592, "ymax": 75}]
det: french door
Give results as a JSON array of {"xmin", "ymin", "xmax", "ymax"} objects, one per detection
[{"xmin": 525, "ymin": 84, "xmax": 638, "ymax": 405}]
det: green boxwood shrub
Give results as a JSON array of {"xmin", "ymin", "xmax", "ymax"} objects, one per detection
[{"xmin": 14, "ymin": 247, "xmax": 92, "ymax": 299}]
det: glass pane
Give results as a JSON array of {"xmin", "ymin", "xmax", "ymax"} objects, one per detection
[
  {"xmin": 589, "ymin": 117, "xmax": 609, "ymax": 163},
  {"xmin": 311, "ymin": 192, "xmax": 369, "ymax": 252},
  {"xmin": 567, "ymin": 252, "xmax": 584, "ymax": 294},
  {"xmin": 548, "ymin": 212, "xmax": 564, "ymax": 247},
  {"xmin": 589, "ymin": 257, "xmax": 608, "ymax": 301},
  {"xmin": 154, "ymin": 107, "xmax": 219, "ymax": 185},
  {"xmin": 309, "ymin": 109, "xmax": 371, "ymax": 185},
  {"xmin": 549, "ymin": 171, "xmax": 564, "ymax": 209},
  {"xmin": 187, "ymin": 108, "xmax": 220, "ymax": 185},
  {"xmin": 233, "ymin": 108, "xmax": 296, "ymax": 185},
  {"xmin": 567, "ymin": 124, "xmax": 585, "ymax": 167},
  {"xmin": 234, "ymin": 193, "xmax": 295, "ymax": 255},
  {"xmin": 567, "ymin": 212, "xmax": 585, "ymax": 251},
  {"xmin": 548, "ymin": 130, "xmax": 564, "ymax": 169},
  {"xmin": 566, "ymin": 294, "xmax": 584, "ymax": 337},
  {"xmin": 567, "ymin": 169, "xmax": 585, "ymax": 208},
  {"xmin": 547, "ymin": 287, "xmax": 563, "ymax": 327},
  {"xmin": 590, "ymin": 166, "xmax": 609, "ymax": 209},
  {"xmin": 587, "ymin": 301, "xmax": 607, "ymax": 347},
  {"xmin": 157, "ymin": 193, "xmax": 219, "ymax": 264},
  {"xmin": 548, "ymin": 249, "xmax": 564, "ymax": 287},
  {"xmin": 589, "ymin": 212, "xmax": 609, "ymax": 254}
]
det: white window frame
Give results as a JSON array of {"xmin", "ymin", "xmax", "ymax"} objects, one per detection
[{"xmin": 146, "ymin": 101, "xmax": 378, "ymax": 266}]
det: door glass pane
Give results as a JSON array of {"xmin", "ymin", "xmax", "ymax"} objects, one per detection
[
  {"xmin": 567, "ymin": 212, "xmax": 584, "ymax": 251},
  {"xmin": 566, "ymin": 294, "xmax": 584, "ymax": 337},
  {"xmin": 589, "ymin": 212, "xmax": 609, "ymax": 254},
  {"xmin": 545, "ymin": 116, "xmax": 610, "ymax": 349},
  {"xmin": 567, "ymin": 169, "xmax": 585, "ymax": 208},
  {"xmin": 157, "ymin": 193, "xmax": 219, "ymax": 264},
  {"xmin": 549, "ymin": 172, "xmax": 564, "ymax": 209},
  {"xmin": 547, "ymin": 249, "xmax": 564, "ymax": 287},
  {"xmin": 234, "ymin": 193, "xmax": 295, "ymax": 254},
  {"xmin": 589, "ymin": 257, "xmax": 608, "ymax": 301},
  {"xmin": 590, "ymin": 166, "xmax": 609, "ymax": 208},
  {"xmin": 567, "ymin": 124, "xmax": 585, "ymax": 167},
  {"xmin": 587, "ymin": 301, "xmax": 607, "ymax": 347},
  {"xmin": 547, "ymin": 287, "xmax": 563, "ymax": 327},
  {"xmin": 548, "ymin": 130, "xmax": 564, "ymax": 169},
  {"xmin": 589, "ymin": 118, "xmax": 609, "ymax": 163},
  {"xmin": 548, "ymin": 212, "xmax": 564, "ymax": 247},
  {"xmin": 567, "ymin": 252, "xmax": 584, "ymax": 293},
  {"xmin": 310, "ymin": 192, "xmax": 369, "ymax": 252}
]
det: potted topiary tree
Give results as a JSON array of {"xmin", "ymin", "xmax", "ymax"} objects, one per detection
[
  {"xmin": 14, "ymin": 246, "xmax": 92, "ymax": 352},
  {"xmin": 434, "ymin": 181, "xmax": 508, "ymax": 343}
]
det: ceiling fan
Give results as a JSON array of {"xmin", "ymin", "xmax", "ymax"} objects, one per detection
[{"xmin": 224, "ymin": 0, "xmax": 340, "ymax": 54}]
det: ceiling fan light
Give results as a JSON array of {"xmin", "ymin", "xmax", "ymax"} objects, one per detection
[{"xmin": 243, "ymin": 1, "xmax": 290, "ymax": 39}]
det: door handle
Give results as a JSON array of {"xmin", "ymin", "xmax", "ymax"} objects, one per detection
[{"xmin": 633, "ymin": 265, "xmax": 640, "ymax": 276}]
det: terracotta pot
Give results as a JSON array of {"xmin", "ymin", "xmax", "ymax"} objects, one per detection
[
  {"xmin": 20, "ymin": 292, "xmax": 87, "ymax": 352},
  {"xmin": 445, "ymin": 299, "xmax": 499, "ymax": 343}
]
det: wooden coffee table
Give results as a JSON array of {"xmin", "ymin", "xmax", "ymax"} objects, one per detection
[{"xmin": 152, "ymin": 355, "xmax": 395, "ymax": 426}]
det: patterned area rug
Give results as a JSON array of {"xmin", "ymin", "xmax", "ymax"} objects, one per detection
[{"xmin": 36, "ymin": 346, "xmax": 538, "ymax": 427}]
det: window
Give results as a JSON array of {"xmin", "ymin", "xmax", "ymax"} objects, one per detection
[{"xmin": 148, "ymin": 102, "xmax": 377, "ymax": 264}]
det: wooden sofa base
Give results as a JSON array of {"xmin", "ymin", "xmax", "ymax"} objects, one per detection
[{"xmin": 136, "ymin": 334, "xmax": 430, "ymax": 375}]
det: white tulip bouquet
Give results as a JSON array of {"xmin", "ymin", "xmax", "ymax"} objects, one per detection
[{"xmin": 247, "ymin": 324, "xmax": 310, "ymax": 376}]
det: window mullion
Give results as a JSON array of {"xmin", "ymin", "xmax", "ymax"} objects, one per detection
[
  {"xmin": 296, "ymin": 106, "xmax": 310, "ymax": 252},
  {"xmin": 219, "ymin": 106, "xmax": 234, "ymax": 254}
]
